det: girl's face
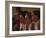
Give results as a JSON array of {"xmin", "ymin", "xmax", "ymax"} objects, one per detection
[
  {"xmin": 31, "ymin": 13, "xmax": 35, "ymax": 21},
  {"xmin": 20, "ymin": 15, "xmax": 24, "ymax": 23},
  {"xmin": 20, "ymin": 15, "xmax": 24, "ymax": 19},
  {"xmin": 34, "ymin": 15, "xmax": 38, "ymax": 21},
  {"xmin": 15, "ymin": 13, "xmax": 20, "ymax": 20},
  {"xmin": 31, "ymin": 13, "xmax": 38, "ymax": 21},
  {"xmin": 25, "ymin": 14, "xmax": 29, "ymax": 20}
]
